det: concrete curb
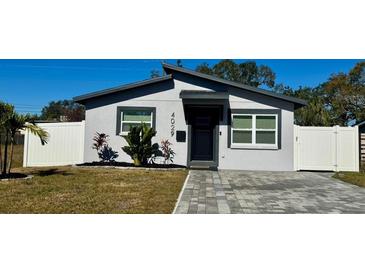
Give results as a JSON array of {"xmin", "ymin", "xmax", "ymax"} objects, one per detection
[{"xmin": 172, "ymin": 170, "xmax": 190, "ymax": 214}]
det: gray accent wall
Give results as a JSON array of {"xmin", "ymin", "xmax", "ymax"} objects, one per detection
[
  {"xmin": 82, "ymin": 76, "xmax": 295, "ymax": 171},
  {"xmin": 219, "ymin": 89, "xmax": 294, "ymax": 171}
]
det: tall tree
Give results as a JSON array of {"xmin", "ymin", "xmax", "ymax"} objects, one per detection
[
  {"xmin": 280, "ymin": 61, "xmax": 365, "ymax": 126},
  {"xmin": 320, "ymin": 61, "xmax": 365, "ymax": 126},
  {"xmin": 195, "ymin": 59, "xmax": 276, "ymax": 88},
  {"xmin": 150, "ymin": 69, "xmax": 161, "ymax": 78},
  {"xmin": 272, "ymin": 83, "xmax": 293, "ymax": 94},
  {"xmin": 283, "ymin": 87, "xmax": 331, "ymax": 126},
  {"xmin": 213, "ymin": 60, "xmax": 240, "ymax": 81},
  {"xmin": 41, "ymin": 100, "xmax": 85, "ymax": 122},
  {"xmin": 195, "ymin": 62, "xmax": 213, "ymax": 75}
]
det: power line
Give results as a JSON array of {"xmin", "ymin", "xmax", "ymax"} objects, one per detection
[
  {"xmin": 16, "ymin": 109, "xmax": 41, "ymax": 112},
  {"xmin": 13, "ymin": 104, "xmax": 44, "ymax": 107}
]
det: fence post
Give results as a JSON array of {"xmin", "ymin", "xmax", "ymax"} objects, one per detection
[
  {"xmin": 23, "ymin": 129, "xmax": 29, "ymax": 167},
  {"xmin": 354, "ymin": 125, "xmax": 360, "ymax": 172},
  {"xmin": 293, "ymin": 125, "xmax": 299, "ymax": 171},
  {"xmin": 80, "ymin": 120, "xmax": 85, "ymax": 164},
  {"xmin": 334, "ymin": 125, "xmax": 339, "ymax": 172}
]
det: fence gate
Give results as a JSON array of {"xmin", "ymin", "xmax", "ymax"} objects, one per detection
[
  {"xmin": 294, "ymin": 125, "xmax": 359, "ymax": 172},
  {"xmin": 23, "ymin": 121, "xmax": 85, "ymax": 167}
]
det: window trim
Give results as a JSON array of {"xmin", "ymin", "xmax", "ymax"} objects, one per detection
[
  {"xmin": 228, "ymin": 109, "xmax": 281, "ymax": 150},
  {"xmin": 116, "ymin": 106, "xmax": 156, "ymax": 136}
]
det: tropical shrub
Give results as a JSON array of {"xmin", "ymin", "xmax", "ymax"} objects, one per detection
[
  {"xmin": 98, "ymin": 146, "xmax": 119, "ymax": 162},
  {"xmin": 121, "ymin": 123, "xmax": 159, "ymax": 166},
  {"xmin": 160, "ymin": 139, "xmax": 175, "ymax": 164},
  {"xmin": 92, "ymin": 132, "xmax": 118, "ymax": 162}
]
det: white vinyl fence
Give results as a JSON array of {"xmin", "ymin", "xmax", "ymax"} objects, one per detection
[
  {"xmin": 294, "ymin": 125, "xmax": 359, "ymax": 172},
  {"xmin": 23, "ymin": 122, "xmax": 360, "ymax": 171},
  {"xmin": 23, "ymin": 121, "xmax": 85, "ymax": 167}
]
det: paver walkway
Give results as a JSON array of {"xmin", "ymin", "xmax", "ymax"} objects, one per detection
[{"xmin": 174, "ymin": 170, "xmax": 365, "ymax": 214}]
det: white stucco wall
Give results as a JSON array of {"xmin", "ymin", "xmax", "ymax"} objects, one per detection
[{"xmin": 82, "ymin": 76, "xmax": 295, "ymax": 171}]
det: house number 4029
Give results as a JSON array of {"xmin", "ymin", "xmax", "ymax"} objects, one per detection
[{"xmin": 171, "ymin": 112, "xmax": 175, "ymax": 137}]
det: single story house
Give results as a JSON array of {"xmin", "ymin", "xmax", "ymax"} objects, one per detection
[{"xmin": 74, "ymin": 63, "xmax": 306, "ymax": 171}]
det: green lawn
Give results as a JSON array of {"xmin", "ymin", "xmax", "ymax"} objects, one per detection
[
  {"xmin": 333, "ymin": 170, "xmax": 365, "ymax": 188},
  {"xmin": 0, "ymin": 166, "xmax": 187, "ymax": 213}
]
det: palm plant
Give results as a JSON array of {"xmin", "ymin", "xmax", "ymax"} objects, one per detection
[
  {"xmin": 0, "ymin": 101, "xmax": 48, "ymax": 176},
  {"xmin": 0, "ymin": 102, "xmax": 14, "ymax": 174},
  {"xmin": 122, "ymin": 123, "xmax": 159, "ymax": 166}
]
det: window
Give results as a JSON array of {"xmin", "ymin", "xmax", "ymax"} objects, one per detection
[
  {"xmin": 231, "ymin": 114, "xmax": 278, "ymax": 148},
  {"xmin": 117, "ymin": 107, "xmax": 155, "ymax": 135}
]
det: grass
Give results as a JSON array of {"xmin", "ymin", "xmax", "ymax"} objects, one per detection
[
  {"xmin": 0, "ymin": 166, "xmax": 188, "ymax": 213},
  {"xmin": 333, "ymin": 170, "xmax": 365, "ymax": 188}
]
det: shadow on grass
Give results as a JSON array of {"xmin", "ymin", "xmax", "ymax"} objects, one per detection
[
  {"xmin": 0, "ymin": 173, "xmax": 28, "ymax": 180},
  {"xmin": 31, "ymin": 168, "xmax": 73, "ymax": 177}
]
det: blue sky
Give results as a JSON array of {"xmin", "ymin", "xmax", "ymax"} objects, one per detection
[{"xmin": 0, "ymin": 59, "xmax": 362, "ymax": 115}]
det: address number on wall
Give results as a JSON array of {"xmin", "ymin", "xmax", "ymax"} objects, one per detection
[{"xmin": 171, "ymin": 112, "xmax": 175, "ymax": 137}]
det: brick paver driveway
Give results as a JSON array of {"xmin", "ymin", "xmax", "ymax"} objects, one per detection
[{"xmin": 174, "ymin": 170, "xmax": 365, "ymax": 214}]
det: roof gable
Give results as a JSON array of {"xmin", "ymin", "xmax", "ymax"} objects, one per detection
[
  {"xmin": 162, "ymin": 63, "xmax": 306, "ymax": 108},
  {"xmin": 73, "ymin": 63, "xmax": 307, "ymax": 109},
  {"xmin": 74, "ymin": 74, "xmax": 172, "ymax": 103}
]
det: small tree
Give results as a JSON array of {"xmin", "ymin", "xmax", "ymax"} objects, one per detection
[
  {"xmin": 160, "ymin": 139, "xmax": 175, "ymax": 164},
  {"xmin": 0, "ymin": 101, "xmax": 48, "ymax": 177},
  {"xmin": 122, "ymin": 123, "xmax": 159, "ymax": 166}
]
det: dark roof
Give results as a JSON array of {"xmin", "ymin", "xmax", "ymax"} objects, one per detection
[
  {"xmin": 162, "ymin": 63, "xmax": 307, "ymax": 108},
  {"xmin": 73, "ymin": 74, "xmax": 173, "ymax": 102},
  {"xmin": 73, "ymin": 63, "xmax": 307, "ymax": 108}
]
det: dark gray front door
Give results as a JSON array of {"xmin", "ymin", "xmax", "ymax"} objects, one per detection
[
  {"xmin": 191, "ymin": 115, "xmax": 214, "ymax": 161},
  {"xmin": 187, "ymin": 107, "xmax": 220, "ymax": 167}
]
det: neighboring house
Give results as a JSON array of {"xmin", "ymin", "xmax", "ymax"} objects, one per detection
[
  {"xmin": 74, "ymin": 63, "xmax": 306, "ymax": 171},
  {"xmin": 355, "ymin": 121, "xmax": 365, "ymax": 163}
]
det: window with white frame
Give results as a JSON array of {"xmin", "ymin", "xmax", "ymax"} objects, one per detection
[
  {"xmin": 231, "ymin": 114, "xmax": 278, "ymax": 147},
  {"xmin": 119, "ymin": 109, "xmax": 153, "ymax": 135}
]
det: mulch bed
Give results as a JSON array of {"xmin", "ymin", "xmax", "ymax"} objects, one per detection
[{"xmin": 77, "ymin": 161, "xmax": 186, "ymax": 169}]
